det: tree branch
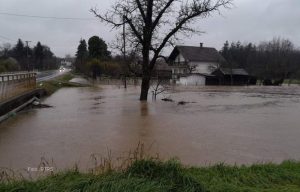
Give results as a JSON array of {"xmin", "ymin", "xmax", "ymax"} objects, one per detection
[
  {"xmin": 150, "ymin": 0, "xmax": 232, "ymax": 69},
  {"xmin": 135, "ymin": 0, "xmax": 147, "ymax": 22},
  {"xmin": 123, "ymin": 15, "xmax": 144, "ymax": 44},
  {"xmin": 152, "ymin": 0, "xmax": 176, "ymax": 29},
  {"xmin": 90, "ymin": 8, "xmax": 124, "ymax": 27}
]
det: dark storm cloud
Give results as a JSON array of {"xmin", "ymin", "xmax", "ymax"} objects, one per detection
[{"xmin": 0, "ymin": 0, "xmax": 299, "ymax": 57}]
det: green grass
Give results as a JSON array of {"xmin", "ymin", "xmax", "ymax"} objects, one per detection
[
  {"xmin": 55, "ymin": 73, "xmax": 75, "ymax": 82},
  {"xmin": 38, "ymin": 73, "xmax": 87, "ymax": 95},
  {"xmin": 1, "ymin": 159, "xmax": 300, "ymax": 192},
  {"xmin": 283, "ymin": 79, "xmax": 300, "ymax": 85}
]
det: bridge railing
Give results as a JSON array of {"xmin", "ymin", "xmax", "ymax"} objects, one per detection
[{"xmin": 0, "ymin": 72, "xmax": 37, "ymax": 102}]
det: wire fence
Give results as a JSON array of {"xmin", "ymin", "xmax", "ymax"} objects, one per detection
[{"xmin": 0, "ymin": 72, "xmax": 36, "ymax": 103}]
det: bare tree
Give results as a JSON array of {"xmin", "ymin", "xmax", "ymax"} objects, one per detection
[
  {"xmin": 0, "ymin": 43, "xmax": 11, "ymax": 57},
  {"xmin": 91, "ymin": 0, "xmax": 232, "ymax": 101},
  {"xmin": 151, "ymin": 78, "xmax": 167, "ymax": 100},
  {"xmin": 110, "ymin": 35, "xmax": 142, "ymax": 87}
]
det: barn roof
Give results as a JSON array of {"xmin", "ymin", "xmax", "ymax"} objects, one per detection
[
  {"xmin": 169, "ymin": 46, "xmax": 225, "ymax": 63},
  {"xmin": 218, "ymin": 68, "xmax": 249, "ymax": 76}
]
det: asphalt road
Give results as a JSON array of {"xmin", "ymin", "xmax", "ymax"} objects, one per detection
[{"xmin": 36, "ymin": 69, "xmax": 71, "ymax": 82}]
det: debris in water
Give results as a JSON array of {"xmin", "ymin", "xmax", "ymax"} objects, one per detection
[
  {"xmin": 32, "ymin": 101, "xmax": 53, "ymax": 108},
  {"xmin": 32, "ymin": 100, "xmax": 41, "ymax": 106},
  {"xmin": 178, "ymin": 101, "xmax": 187, "ymax": 105},
  {"xmin": 162, "ymin": 98, "xmax": 174, "ymax": 102},
  {"xmin": 34, "ymin": 104, "xmax": 53, "ymax": 108},
  {"xmin": 94, "ymin": 102, "xmax": 104, "ymax": 106},
  {"xmin": 178, "ymin": 101, "xmax": 196, "ymax": 105}
]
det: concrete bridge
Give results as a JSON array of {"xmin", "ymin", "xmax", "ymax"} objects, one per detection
[
  {"xmin": 0, "ymin": 72, "xmax": 37, "ymax": 103},
  {"xmin": 0, "ymin": 72, "xmax": 47, "ymax": 122},
  {"xmin": 0, "ymin": 69, "xmax": 69, "ymax": 101},
  {"xmin": 0, "ymin": 69, "xmax": 71, "ymax": 122}
]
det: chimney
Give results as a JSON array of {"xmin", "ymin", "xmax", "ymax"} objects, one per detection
[{"xmin": 200, "ymin": 43, "xmax": 203, "ymax": 48}]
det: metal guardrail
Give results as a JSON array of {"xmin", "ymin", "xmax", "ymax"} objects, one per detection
[{"xmin": 0, "ymin": 72, "xmax": 36, "ymax": 102}]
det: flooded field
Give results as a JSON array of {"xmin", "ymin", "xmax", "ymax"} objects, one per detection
[{"xmin": 1, "ymin": 84, "xmax": 300, "ymax": 171}]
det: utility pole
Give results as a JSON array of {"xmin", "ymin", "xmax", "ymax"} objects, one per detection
[
  {"xmin": 25, "ymin": 41, "xmax": 31, "ymax": 71},
  {"xmin": 123, "ymin": 15, "xmax": 127, "ymax": 89}
]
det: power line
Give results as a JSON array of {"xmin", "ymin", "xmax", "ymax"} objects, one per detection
[
  {"xmin": 0, "ymin": 34, "xmax": 13, "ymax": 41},
  {"xmin": 0, "ymin": 35, "xmax": 37, "ymax": 46},
  {"xmin": 0, "ymin": 11, "xmax": 96, "ymax": 21}
]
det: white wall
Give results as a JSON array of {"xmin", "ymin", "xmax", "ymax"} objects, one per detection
[
  {"xmin": 189, "ymin": 61, "xmax": 219, "ymax": 74},
  {"xmin": 61, "ymin": 61, "xmax": 72, "ymax": 67},
  {"xmin": 178, "ymin": 74, "xmax": 206, "ymax": 86}
]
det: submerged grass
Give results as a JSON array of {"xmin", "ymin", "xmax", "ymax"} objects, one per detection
[
  {"xmin": 1, "ymin": 160, "xmax": 300, "ymax": 191},
  {"xmin": 38, "ymin": 73, "xmax": 87, "ymax": 95}
]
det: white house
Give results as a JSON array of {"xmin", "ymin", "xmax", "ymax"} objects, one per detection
[
  {"xmin": 61, "ymin": 59, "xmax": 72, "ymax": 67},
  {"xmin": 168, "ymin": 43, "xmax": 225, "ymax": 85}
]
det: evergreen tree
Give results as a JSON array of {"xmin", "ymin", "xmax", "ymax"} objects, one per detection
[
  {"xmin": 12, "ymin": 39, "xmax": 26, "ymax": 69},
  {"xmin": 34, "ymin": 42, "xmax": 44, "ymax": 70},
  {"xmin": 75, "ymin": 39, "xmax": 88, "ymax": 72},
  {"xmin": 42, "ymin": 46, "xmax": 55, "ymax": 70},
  {"xmin": 220, "ymin": 38, "xmax": 300, "ymax": 82},
  {"xmin": 76, "ymin": 39, "xmax": 88, "ymax": 62},
  {"xmin": 88, "ymin": 36, "xmax": 110, "ymax": 59}
]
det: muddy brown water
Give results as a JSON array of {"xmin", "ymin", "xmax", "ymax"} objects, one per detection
[{"xmin": 1, "ymin": 84, "xmax": 300, "ymax": 172}]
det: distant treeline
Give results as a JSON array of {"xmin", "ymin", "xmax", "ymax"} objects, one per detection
[
  {"xmin": 220, "ymin": 38, "xmax": 300, "ymax": 81},
  {"xmin": 75, "ymin": 36, "xmax": 130, "ymax": 79},
  {"xmin": 0, "ymin": 39, "xmax": 59, "ymax": 72},
  {"xmin": 75, "ymin": 36, "xmax": 300, "ymax": 82}
]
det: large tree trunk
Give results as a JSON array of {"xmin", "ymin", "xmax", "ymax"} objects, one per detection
[
  {"xmin": 140, "ymin": 44, "xmax": 151, "ymax": 101},
  {"xmin": 140, "ymin": 75, "xmax": 150, "ymax": 100}
]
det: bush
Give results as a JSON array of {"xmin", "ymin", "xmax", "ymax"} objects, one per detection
[
  {"xmin": 85, "ymin": 59, "xmax": 122, "ymax": 79},
  {"xmin": 86, "ymin": 59, "xmax": 104, "ymax": 79},
  {"xmin": 0, "ymin": 58, "xmax": 20, "ymax": 72},
  {"xmin": 0, "ymin": 64, "xmax": 5, "ymax": 73},
  {"xmin": 102, "ymin": 61, "xmax": 121, "ymax": 77}
]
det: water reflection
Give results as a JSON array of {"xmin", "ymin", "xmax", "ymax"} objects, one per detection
[{"xmin": 140, "ymin": 102, "xmax": 149, "ymax": 116}]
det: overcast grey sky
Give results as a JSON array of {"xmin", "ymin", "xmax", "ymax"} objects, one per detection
[{"xmin": 0, "ymin": 0, "xmax": 299, "ymax": 57}]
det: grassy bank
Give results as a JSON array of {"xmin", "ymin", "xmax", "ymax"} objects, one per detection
[
  {"xmin": 1, "ymin": 159, "xmax": 300, "ymax": 192},
  {"xmin": 38, "ymin": 73, "xmax": 87, "ymax": 95},
  {"xmin": 284, "ymin": 79, "xmax": 300, "ymax": 85}
]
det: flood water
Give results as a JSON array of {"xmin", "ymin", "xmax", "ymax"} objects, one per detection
[{"xmin": 1, "ymin": 84, "xmax": 300, "ymax": 171}]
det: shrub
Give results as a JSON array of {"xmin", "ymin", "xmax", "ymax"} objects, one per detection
[{"xmin": 0, "ymin": 58, "xmax": 20, "ymax": 72}]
